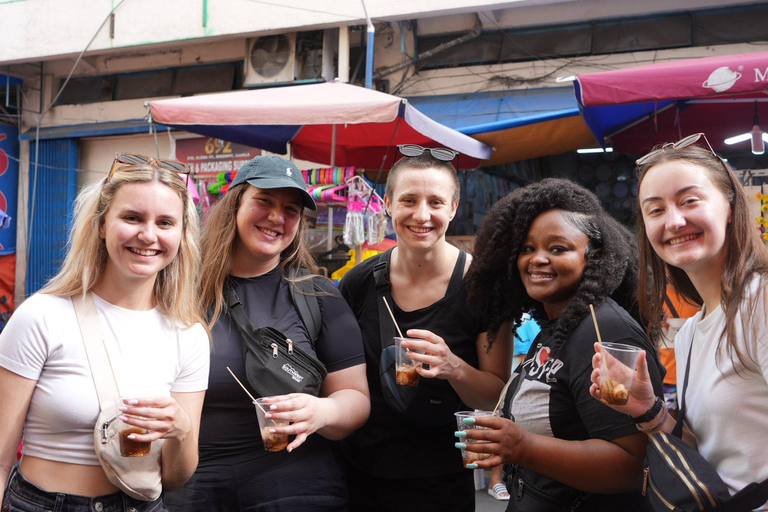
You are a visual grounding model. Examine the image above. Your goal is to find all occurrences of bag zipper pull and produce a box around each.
[642,467,649,496]
[286,338,294,355]
[271,342,278,358]
[517,478,524,501]
[100,416,117,444]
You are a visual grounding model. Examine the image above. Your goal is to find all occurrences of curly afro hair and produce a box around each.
[466,178,639,357]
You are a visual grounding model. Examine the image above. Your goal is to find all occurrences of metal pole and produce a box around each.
[360,0,374,90]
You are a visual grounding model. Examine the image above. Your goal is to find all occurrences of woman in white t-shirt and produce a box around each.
[0,155,210,511]
[590,133,768,510]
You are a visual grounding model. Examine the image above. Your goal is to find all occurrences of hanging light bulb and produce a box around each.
[725,101,768,155]
[751,123,765,155]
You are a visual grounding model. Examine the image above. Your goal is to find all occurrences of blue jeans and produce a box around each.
[2,467,168,512]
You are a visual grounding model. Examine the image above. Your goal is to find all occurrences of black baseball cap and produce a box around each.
[230,155,317,211]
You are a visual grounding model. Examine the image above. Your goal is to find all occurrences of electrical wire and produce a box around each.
[27,0,132,259]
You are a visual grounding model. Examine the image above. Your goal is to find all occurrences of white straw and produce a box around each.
[226,366,266,412]
[381,297,404,338]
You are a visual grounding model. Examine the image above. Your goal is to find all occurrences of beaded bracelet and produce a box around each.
[636,402,669,434]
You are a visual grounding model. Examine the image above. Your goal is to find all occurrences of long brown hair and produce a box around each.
[636,143,768,370]
[198,183,319,329]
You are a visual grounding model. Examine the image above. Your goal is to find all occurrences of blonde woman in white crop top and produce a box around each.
[0,158,210,511]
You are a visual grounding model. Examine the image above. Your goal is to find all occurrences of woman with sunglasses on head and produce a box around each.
[0,155,210,511]
[338,146,511,512]
[463,178,664,512]
[164,155,369,512]
[589,134,768,509]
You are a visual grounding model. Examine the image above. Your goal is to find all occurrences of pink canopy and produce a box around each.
[574,51,768,152]
[150,81,493,169]
[576,51,768,107]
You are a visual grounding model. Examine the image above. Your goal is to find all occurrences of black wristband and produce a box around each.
[631,396,664,424]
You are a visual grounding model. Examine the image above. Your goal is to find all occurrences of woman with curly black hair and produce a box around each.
[460,178,664,512]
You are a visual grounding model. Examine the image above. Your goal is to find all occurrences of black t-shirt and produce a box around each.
[200,267,365,457]
[504,297,664,511]
[338,249,485,479]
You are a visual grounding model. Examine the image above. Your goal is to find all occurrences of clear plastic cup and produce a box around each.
[455,410,494,468]
[599,342,642,406]
[394,336,423,387]
[254,397,290,452]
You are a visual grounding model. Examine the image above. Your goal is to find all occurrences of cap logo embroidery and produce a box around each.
[286,168,292,176]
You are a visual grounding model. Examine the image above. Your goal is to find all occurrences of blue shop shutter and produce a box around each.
[27,139,78,295]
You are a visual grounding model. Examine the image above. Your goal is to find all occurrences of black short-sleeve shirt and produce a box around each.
[200,267,365,457]
[505,298,664,511]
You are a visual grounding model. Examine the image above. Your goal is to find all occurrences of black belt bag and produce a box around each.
[224,282,327,397]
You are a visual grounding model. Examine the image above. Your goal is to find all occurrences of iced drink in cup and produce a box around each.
[395,336,423,387]
[115,399,151,457]
[598,342,642,406]
[455,410,494,468]
[254,397,290,452]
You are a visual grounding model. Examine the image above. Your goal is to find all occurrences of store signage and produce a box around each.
[175,137,259,177]
[0,127,18,254]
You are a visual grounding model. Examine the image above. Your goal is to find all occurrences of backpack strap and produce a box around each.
[288,267,322,345]
[373,248,397,351]
[224,271,321,350]
[664,293,680,318]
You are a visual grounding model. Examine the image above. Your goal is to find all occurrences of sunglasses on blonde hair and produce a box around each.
[107,153,191,185]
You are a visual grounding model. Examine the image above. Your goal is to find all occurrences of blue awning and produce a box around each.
[407,87,597,164]
[1,74,23,86]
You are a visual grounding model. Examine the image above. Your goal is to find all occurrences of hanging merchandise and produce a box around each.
[344,176,385,247]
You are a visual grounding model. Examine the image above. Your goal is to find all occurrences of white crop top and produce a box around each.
[0,292,210,465]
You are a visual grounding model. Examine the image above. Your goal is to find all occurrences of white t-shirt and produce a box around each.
[675,276,768,506]
[0,292,210,466]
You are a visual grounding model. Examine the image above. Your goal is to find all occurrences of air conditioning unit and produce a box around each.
[244,33,297,86]
[244,30,337,87]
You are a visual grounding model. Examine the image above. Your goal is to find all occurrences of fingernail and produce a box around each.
[287,446,292,453]
[268,428,276,433]
[127,434,137,440]
[265,413,272,419]
[269,405,278,411]
[462,417,476,425]
[454,431,466,438]
[117,406,128,412]
[119,416,128,422]
[125,399,138,405]
[454,442,467,449]
[466,463,478,469]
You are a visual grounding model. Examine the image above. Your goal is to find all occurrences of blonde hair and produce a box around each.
[199,183,319,329]
[42,164,205,328]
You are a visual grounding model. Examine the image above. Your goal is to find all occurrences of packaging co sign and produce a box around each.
[175,137,259,177]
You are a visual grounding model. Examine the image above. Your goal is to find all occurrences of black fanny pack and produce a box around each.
[642,343,768,512]
[374,249,463,427]
[224,279,328,397]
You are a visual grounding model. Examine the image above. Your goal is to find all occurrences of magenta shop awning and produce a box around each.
[574,50,768,153]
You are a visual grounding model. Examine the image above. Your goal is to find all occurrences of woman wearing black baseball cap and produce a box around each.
[166,155,370,511]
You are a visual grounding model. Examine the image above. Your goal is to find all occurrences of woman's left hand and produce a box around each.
[261,393,331,452]
[118,396,192,443]
[402,329,463,381]
[455,415,528,468]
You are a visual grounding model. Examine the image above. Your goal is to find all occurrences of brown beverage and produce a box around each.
[396,363,420,386]
[462,449,491,468]
[262,427,289,452]
[119,427,151,457]
[600,379,629,405]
